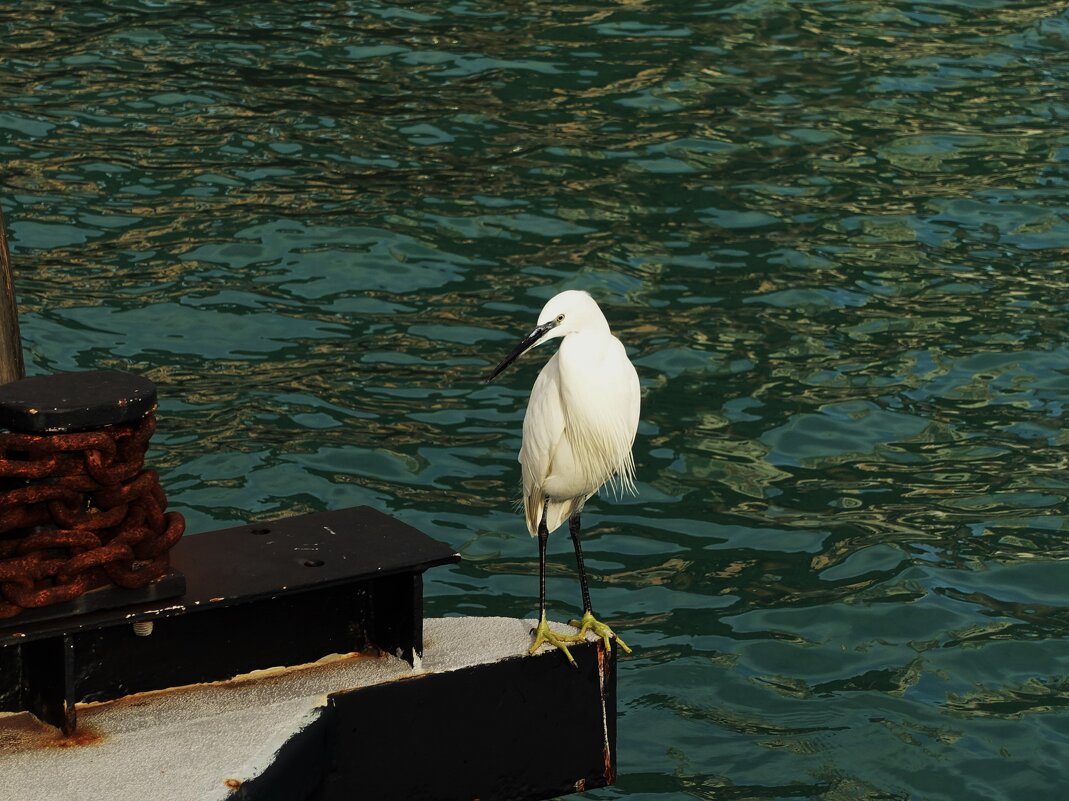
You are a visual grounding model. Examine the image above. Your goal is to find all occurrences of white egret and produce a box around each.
[488,290,640,664]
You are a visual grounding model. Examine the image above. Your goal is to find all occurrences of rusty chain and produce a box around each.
[0,413,185,619]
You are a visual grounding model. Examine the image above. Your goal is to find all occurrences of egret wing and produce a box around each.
[519,353,566,536]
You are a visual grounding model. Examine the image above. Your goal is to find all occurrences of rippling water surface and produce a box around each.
[3,2,1069,798]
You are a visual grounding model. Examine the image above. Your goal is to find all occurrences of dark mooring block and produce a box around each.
[324,642,618,801]
[235,634,618,801]
[0,369,157,433]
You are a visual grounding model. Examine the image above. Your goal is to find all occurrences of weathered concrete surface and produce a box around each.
[0,617,592,801]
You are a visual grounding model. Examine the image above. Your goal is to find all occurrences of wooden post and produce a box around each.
[0,207,25,385]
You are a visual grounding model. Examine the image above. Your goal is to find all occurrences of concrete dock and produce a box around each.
[0,617,617,801]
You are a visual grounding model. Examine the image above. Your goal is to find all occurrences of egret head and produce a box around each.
[487,290,610,383]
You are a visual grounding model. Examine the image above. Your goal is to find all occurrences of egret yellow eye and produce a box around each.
[555,313,565,323]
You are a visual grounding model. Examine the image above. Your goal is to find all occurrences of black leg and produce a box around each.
[538,498,550,620]
[529,499,578,665]
[569,512,593,614]
[565,511,633,656]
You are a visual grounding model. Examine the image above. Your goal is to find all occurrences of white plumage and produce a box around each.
[519,293,640,536]
[487,289,640,662]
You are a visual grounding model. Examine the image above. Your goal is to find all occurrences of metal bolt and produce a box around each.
[133,620,154,637]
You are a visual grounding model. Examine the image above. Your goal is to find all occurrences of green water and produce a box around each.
[3,2,1069,798]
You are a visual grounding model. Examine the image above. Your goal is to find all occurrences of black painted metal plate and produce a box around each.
[0,370,157,433]
[173,505,459,608]
[0,505,459,646]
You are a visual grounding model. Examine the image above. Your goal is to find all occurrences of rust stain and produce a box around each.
[224,778,242,790]
[602,745,616,786]
[71,649,381,716]
[0,714,105,753]
[50,726,104,748]
[597,642,616,785]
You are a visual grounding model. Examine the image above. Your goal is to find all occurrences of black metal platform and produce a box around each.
[0,506,459,733]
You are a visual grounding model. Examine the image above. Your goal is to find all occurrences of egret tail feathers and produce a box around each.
[523,490,580,537]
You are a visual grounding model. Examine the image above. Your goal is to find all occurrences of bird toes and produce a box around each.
[528,615,577,666]
[568,611,632,654]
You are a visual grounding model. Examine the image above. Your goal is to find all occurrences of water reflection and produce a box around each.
[3,0,1069,798]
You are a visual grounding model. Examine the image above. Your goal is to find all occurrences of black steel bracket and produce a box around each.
[0,506,459,733]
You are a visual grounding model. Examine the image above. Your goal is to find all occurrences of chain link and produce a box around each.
[0,413,185,619]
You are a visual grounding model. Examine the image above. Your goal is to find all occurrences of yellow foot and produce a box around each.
[528,615,577,666]
[567,611,633,654]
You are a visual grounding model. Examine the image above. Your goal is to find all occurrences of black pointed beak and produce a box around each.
[486,321,556,383]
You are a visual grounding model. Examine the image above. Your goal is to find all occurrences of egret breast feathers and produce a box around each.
[556,332,639,499]
[518,331,639,535]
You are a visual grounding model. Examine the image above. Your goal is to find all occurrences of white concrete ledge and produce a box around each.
[0,617,588,801]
